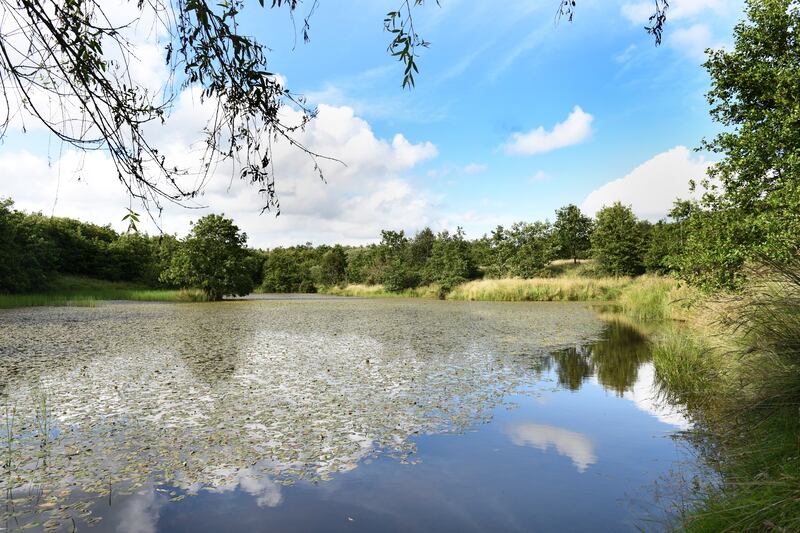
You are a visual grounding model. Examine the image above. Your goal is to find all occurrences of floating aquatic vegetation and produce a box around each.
[0,299,603,530]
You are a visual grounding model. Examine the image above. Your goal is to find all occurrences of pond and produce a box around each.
[1,297,697,532]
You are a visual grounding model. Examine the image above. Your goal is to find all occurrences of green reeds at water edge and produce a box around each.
[0,276,208,308]
[649,258,800,532]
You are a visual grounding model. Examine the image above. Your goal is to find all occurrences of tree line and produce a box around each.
[0,194,741,300]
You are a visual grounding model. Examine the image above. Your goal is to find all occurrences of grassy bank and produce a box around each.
[320,277,633,303]
[649,262,800,531]
[0,276,208,309]
[323,274,698,324]
[320,283,441,299]
[446,276,631,302]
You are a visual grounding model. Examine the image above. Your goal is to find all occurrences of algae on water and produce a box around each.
[0,299,602,530]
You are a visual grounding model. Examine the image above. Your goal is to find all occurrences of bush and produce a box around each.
[591,202,645,276]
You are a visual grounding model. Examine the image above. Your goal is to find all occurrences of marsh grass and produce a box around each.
[446,277,631,302]
[321,283,441,299]
[0,276,208,308]
[651,258,800,532]
[541,259,604,278]
[652,328,718,411]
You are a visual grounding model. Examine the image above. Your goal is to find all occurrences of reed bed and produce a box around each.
[446,277,631,302]
[321,284,440,299]
[648,258,800,531]
[0,277,208,309]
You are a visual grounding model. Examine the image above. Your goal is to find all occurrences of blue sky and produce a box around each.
[1,0,745,247]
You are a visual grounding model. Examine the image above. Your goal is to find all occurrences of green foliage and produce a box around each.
[553,204,593,263]
[345,247,379,285]
[0,199,55,292]
[260,244,323,293]
[409,227,435,268]
[678,0,800,289]
[161,214,254,300]
[591,203,645,276]
[382,262,421,292]
[423,227,478,292]
[672,206,756,289]
[0,199,181,293]
[320,245,347,286]
[483,222,555,278]
[642,221,677,274]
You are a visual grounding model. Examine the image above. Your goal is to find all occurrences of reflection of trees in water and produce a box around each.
[165,308,256,384]
[552,346,594,391]
[550,320,652,396]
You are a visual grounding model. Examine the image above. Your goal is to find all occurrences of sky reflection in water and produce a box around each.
[0,299,693,532]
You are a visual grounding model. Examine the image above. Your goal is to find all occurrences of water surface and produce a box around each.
[1,298,693,532]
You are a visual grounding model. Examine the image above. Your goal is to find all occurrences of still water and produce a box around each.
[1,298,695,532]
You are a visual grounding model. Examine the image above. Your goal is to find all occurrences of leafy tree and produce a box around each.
[681,0,800,288]
[483,225,513,278]
[424,227,477,293]
[141,235,180,287]
[409,227,436,269]
[260,245,322,293]
[106,233,156,282]
[504,222,555,278]
[643,221,675,274]
[345,247,379,285]
[161,214,254,300]
[482,222,554,278]
[320,245,347,286]
[591,203,645,276]
[553,204,593,263]
[0,199,55,292]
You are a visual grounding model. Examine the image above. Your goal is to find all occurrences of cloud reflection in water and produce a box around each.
[506,422,597,473]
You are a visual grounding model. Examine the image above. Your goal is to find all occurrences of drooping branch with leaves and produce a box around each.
[0,0,669,218]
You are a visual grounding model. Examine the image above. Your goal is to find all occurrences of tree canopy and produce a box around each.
[591,203,645,276]
[161,214,254,300]
[676,0,800,289]
[553,204,593,264]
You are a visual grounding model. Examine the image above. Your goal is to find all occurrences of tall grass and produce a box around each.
[320,283,440,298]
[650,258,800,531]
[618,276,674,321]
[652,328,718,411]
[446,277,631,302]
[0,276,208,309]
[541,259,604,278]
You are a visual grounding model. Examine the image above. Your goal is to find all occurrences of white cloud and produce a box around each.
[670,23,716,59]
[581,146,712,221]
[621,0,728,24]
[615,44,638,64]
[115,485,166,533]
[528,170,550,183]
[0,100,440,248]
[502,106,593,156]
[620,0,737,59]
[620,1,657,24]
[506,422,597,473]
[463,163,488,174]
